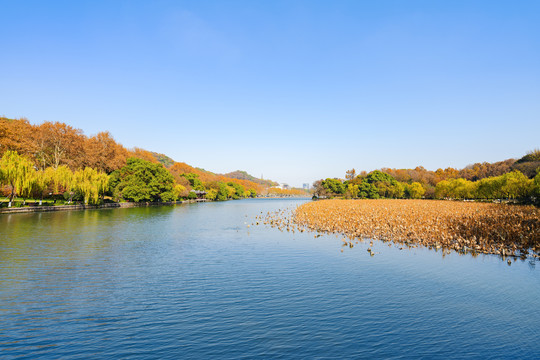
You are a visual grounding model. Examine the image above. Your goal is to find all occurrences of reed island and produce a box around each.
[294,199,540,260]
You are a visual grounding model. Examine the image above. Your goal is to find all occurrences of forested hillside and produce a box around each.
[0,116,280,206]
[224,170,278,187]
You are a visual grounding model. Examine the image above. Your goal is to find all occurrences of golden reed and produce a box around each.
[291,199,540,259]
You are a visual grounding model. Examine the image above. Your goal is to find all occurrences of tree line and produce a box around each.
[314,150,540,203]
[0,150,259,207]
[0,117,265,207]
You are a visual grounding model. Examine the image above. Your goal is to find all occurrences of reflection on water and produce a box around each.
[1,199,539,359]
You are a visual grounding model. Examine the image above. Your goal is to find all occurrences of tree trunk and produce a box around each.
[8,183,15,208]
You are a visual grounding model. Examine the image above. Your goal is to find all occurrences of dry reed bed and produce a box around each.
[290,200,540,259]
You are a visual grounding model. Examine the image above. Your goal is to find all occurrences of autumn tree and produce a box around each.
[511,150,540,178]
[35,121,85,169]
[0,117,36,159]
[344,183,359,199]
[85,132,129,173]
[460,159,516,181]
[312,180,329,198]
[406,182,425,199]
[174,184,189,199]
[128,147,161,164]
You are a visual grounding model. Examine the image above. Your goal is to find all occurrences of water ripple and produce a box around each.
[1,200,539,358]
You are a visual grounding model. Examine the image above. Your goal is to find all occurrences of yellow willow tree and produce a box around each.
[33,168,54,205]
[174,184,187,199]
[73,167,109,205]
[50,165,74,203]
[0,150,36,207]
[95,171,109,203]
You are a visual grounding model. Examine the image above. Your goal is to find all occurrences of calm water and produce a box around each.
[1,199,539,359]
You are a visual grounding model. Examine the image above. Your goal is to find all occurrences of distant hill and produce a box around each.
[223,170,278,187]
[512,149,540,178]
[148,153,280,188]
[151,152,175,168]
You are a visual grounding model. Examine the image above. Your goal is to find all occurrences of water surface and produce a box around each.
[1,199,539,359]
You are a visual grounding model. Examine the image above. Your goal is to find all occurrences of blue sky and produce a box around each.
[1,1,539,186]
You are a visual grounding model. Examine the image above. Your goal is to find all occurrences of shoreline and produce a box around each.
[0,199,207,215]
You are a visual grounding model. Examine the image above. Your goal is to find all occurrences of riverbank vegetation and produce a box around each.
[293,200,540,260]
[0,116,288,207]
[313,150,540,205]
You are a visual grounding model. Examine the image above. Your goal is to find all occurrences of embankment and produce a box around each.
[0,199,206,214]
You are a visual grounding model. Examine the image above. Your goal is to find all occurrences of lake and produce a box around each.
[1,199,539,359]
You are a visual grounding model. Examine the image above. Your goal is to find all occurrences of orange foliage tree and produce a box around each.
[0,117,36,159]
[34,121,86,169]
[85,132,129,173]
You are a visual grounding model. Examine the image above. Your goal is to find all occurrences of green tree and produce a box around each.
[534,172,540,197]
[216,182,229,201]
[365,170,396,184]
[205,188,218,201]
[365,170,403,198]
[161,190,177,202]
[181,173,205,191]
[357,180,379,199]
[227,182,245,199]
[110,157,175,202]
[322,178,345,195]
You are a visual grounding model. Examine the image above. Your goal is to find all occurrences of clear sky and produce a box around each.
[1,1,539,187]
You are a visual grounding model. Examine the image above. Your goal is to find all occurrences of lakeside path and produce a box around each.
[0,199,206,215]
[290,199,540,259]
